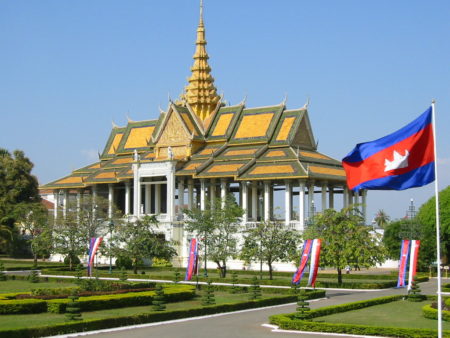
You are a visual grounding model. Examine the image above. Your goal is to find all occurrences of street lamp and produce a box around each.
[108,219,114,274]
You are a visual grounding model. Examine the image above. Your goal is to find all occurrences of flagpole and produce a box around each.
[431,99,442,338]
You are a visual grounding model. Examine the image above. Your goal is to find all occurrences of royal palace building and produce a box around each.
[41,3,367,267]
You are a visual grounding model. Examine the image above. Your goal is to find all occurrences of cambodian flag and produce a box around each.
[407,240,420,291]
[397,239,410,288]
[87,237,102,276]
[292,240,313,285]
[307,239,322,287]
[185,238,198,281]
[342,107,434,191]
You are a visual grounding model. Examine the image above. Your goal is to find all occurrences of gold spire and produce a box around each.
[182,0,220,121]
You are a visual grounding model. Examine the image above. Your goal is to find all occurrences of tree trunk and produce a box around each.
[221,262,227,278]
[268,262,273,280]
[33,254,38,267]
[133,258,138,274]
[337,267,342,284]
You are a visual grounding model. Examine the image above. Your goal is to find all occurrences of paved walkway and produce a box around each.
[45,276,447,338]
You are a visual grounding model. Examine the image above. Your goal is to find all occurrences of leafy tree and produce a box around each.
[304,207,387,284]
[111,215,177,274]
[52,195,113,270]
[382,218,423,262]
[15,202,52,265]
[240,220,300,280]
[0,149,40,254]
[416,186,450,267]
[183,194,243,278]
[374,209,390,229]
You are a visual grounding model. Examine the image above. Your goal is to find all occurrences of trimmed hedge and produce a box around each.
[0,299,47,314]
[0,285,195,315]
[422,304,450,322]
[47,284,195,313]
[41,269,411,289]
[0,295,304,338]
[269,295,449,338]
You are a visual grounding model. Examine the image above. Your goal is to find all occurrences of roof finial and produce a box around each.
[200,0,204,24]
[180,0,220,122]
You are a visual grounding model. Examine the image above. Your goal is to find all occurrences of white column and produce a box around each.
[220,178,227,208]
[53,190,59,220]
[108,184,114,218]
[210,179,216,208]
[241,182,248,223]
[178,179,184,215]
[343,186,348,208]
[155,184,161,214]
[285,180,291,225]
[76,189,81,222]
[298,180,305,228]
[321,182,327,212]
[145,184,152,214]
[251,181,258,221]
[308,181,314,218]
[133,176,141,218]
[264,181,271,221]
[328,185,334,209]
[92,185,97,217]
[125,181,131,215]
[354,190,359,206]
[188,179,194,210]
[62,190,68,218]
[361,189,367,223]
[200,179,206,211]
[166,166,176,221]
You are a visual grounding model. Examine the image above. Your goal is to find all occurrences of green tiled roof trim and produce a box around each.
[100,126,126,159]
[205,104,244,140]
[269,109,305,146]
[115,119,157,154]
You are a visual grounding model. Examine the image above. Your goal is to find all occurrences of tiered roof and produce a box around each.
[42,100,345,189]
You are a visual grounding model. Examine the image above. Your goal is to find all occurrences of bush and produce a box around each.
[64,254,81,267]
[422,304,450,321]
[115,256,133,270]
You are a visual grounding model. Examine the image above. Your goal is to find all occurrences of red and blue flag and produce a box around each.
[342,107,434,191]
[185,238,198,281]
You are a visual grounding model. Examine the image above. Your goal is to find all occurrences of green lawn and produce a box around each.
[0,291,282,330]
[317,299,450,330]
[0,280,77,293]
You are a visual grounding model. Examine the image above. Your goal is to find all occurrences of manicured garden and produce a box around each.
[0,272,325,337]
[270,295,450,338]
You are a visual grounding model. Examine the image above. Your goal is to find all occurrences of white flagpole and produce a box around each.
[431,99,442,338]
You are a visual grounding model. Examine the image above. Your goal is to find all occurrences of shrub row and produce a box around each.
[422,304,450,322]
[270,316,442,338]
[0,299,48,315]
[0,295,305,338]
[0,284,195,315]
[269,296,447,338]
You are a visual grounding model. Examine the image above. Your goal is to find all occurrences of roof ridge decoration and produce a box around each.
[180,0,220,122]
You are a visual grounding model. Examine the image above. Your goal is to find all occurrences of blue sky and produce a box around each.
[1,1,449,220]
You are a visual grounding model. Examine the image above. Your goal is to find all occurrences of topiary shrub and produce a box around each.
[408,276,426,302]
[202,280,215,306]
[119,267,128,282]
[64,253,81,269]
[173,269,181,283]
[249,276,262,300]
[29,264,40,284]
[152,285,166,311]
[0,261,6,281]
[65,290,82,321]
[115,256,133,270]
[294,289,311,319]
[230,272,239,294]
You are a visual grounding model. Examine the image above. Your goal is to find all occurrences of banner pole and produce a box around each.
[431,99,442,338]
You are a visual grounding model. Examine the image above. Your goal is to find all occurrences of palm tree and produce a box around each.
[374,210,390,229]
